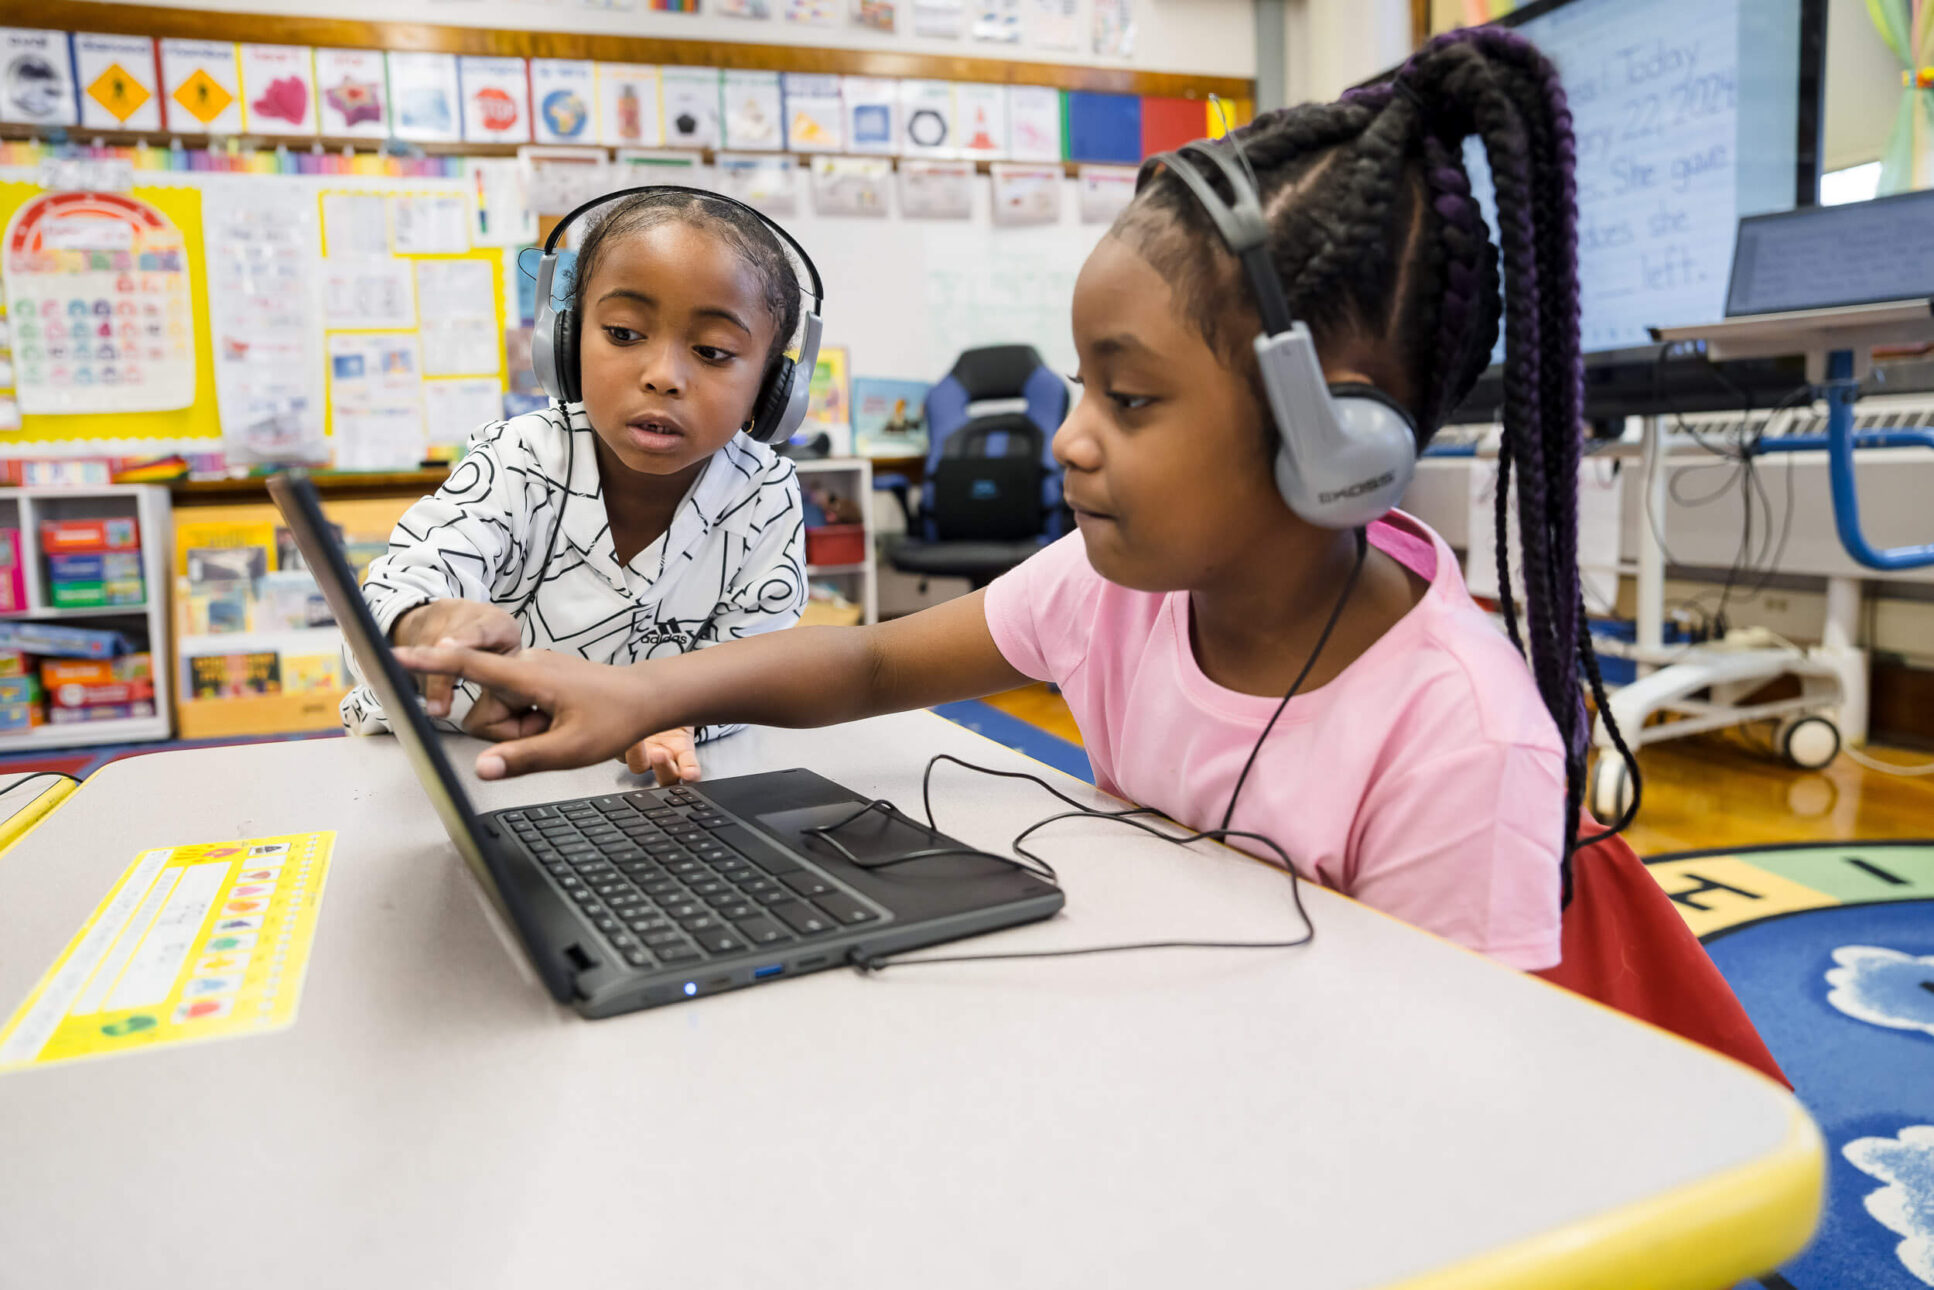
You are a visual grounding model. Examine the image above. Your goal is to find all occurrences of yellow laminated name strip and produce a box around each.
[0,832,334,1074]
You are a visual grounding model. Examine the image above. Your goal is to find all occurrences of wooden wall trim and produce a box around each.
[29,0,1254,100]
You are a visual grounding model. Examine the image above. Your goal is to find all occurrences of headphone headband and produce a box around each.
[1140,142,1294,336]
[531,183,825,446]
[543,183,825,304]
[1136,134,1418,530]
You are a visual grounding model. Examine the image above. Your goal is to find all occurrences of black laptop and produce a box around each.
[268,472,1063,1018]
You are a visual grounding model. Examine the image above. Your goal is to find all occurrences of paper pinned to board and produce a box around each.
[415,259,500,377]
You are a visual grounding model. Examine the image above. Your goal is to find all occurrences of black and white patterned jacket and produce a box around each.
[341,403,806,742]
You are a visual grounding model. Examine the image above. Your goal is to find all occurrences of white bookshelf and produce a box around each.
[795,456,878,626]
[0,484,173,751]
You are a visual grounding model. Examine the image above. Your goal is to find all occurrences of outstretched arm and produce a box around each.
[396,588,1025,779]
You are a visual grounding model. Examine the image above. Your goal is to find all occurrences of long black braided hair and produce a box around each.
[1117,27,1638,899]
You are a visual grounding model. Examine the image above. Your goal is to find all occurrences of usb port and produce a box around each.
[752,964,784,980]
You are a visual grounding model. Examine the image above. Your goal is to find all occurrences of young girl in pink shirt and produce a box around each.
[399,29,1621,970]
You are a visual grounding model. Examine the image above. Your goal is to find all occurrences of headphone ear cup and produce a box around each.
[746,356,796,443]
[553,308,583,406]
[1272,383,1417,528]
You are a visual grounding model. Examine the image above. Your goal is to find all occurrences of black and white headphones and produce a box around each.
[530,184,826,445]
[1137,139,1417,529]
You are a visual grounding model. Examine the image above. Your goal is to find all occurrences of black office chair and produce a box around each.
[882,345,1070,591]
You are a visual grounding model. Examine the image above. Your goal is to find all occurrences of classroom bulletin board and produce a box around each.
[0,172,510,466]
[0,180,223,452]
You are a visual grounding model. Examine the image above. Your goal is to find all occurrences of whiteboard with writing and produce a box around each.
[1470,0,1773,354]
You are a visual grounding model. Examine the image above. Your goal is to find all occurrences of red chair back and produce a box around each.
[1534,830,1790,1088]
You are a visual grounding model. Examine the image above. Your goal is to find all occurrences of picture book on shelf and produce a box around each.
[806,345,850,430]
[282,654,346,694]
[186,546,269,586]
[852,377,931,457]
[176,520,276,575]
[189,651,283,699]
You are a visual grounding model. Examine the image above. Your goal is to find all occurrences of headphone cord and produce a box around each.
[844,531,1369,975]
[1219,526,1369,831]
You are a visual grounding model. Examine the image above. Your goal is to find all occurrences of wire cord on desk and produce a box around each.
[818,755,1318,975]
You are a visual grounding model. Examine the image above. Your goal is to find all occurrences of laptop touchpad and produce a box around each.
[758,803,951,868]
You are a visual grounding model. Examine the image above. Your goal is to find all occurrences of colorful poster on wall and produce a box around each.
[660,66,721,149]
[851,1,897,31]
[810,155,890,217]
[159,39,243,135]
[716,0,774,15]
[314,48,390,139]
[785,0,841,23]
[899,158,973,219]
[900,81,956,158]
[1008,84,1062,162]
[990,162,1061,225]
[714,154,797,215]
[0,29,78,128]
[388,51,461,144]
[1025,0,1078,50]
[841,76,898,155]
[2,190,197,414]
[530,59,597,144]
[721,69,783,151]
[1077,164,1137,223]
[782,74,842,152]
[322,257,416,329]
[972,0,1021,43]
[955,83,1008,159]
[327,331,426,470]
[1092,0,1136,57]
[391,195,471,255]
[73,34,161,133]
[805,344,849,428]
[414,259,500,377]
[465,158,537,247]
[913,0,965,38]
[596,64,662,148]
[239,44,318,136]
[460,56,532,144]
[852,376,930,456]
[203,187,324,465]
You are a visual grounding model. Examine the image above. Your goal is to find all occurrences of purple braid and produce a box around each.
[1118,25,1605,888]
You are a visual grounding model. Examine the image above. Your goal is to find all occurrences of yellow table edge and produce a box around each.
[0,778,77,853]
[1386,1099,1822,1290]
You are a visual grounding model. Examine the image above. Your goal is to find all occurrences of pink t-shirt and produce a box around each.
[983,511,1566,969]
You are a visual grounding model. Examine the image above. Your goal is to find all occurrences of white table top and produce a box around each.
[0,712,1819,1289]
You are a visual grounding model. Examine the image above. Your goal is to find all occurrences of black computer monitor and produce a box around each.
[1385,0,1827,421]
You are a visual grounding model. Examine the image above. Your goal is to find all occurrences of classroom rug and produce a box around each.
[1645,842,1934,1290]
[929,698,1095,784]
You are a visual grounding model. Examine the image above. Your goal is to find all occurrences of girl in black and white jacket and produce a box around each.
[344,190,809,784]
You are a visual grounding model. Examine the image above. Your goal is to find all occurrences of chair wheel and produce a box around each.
[1779,715,1840,770]
[1589,755,1634,823]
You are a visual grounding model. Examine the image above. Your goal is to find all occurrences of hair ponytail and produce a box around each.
[1125,27,1637,896]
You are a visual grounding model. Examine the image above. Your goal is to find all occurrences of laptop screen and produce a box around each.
[266,472,567,995]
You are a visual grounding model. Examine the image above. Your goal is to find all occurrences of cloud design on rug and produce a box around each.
[1845,1126,1934,1286]
[1824,946,1934,1038]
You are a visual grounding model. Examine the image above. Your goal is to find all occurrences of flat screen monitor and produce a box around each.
[1461,0,1821,359]
[1726,187,1934,316]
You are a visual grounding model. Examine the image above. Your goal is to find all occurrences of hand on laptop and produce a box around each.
[626,727,701,787]
[392,599,523,718]
[393,642,652,779]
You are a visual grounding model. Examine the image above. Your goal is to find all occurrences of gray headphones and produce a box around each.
[1137,139,1416,528]
[531,185,826,445]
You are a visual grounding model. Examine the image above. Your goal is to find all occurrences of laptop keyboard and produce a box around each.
[499,787,881,972]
